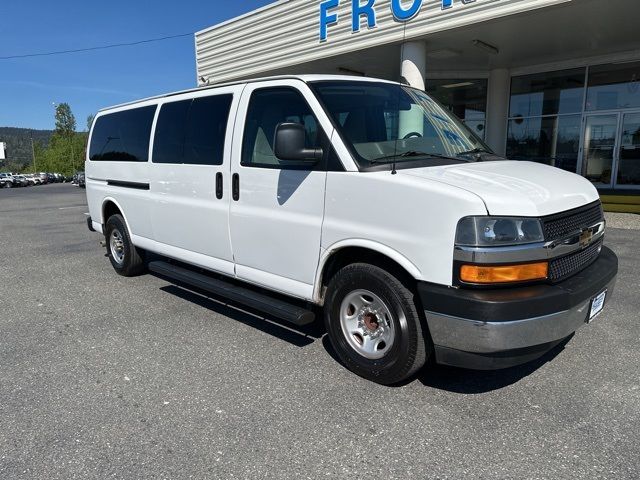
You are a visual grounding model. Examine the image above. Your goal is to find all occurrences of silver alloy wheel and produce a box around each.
[109,229,126,265]
[339,289,395,360]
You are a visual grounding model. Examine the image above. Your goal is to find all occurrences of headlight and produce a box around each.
[455,216,544,247]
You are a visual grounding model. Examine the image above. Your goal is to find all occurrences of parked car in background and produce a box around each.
[1,173,15,188]
[77,172,86,188]
[24,174,40,186]
[12,175,29,187]
[38,173,49,184]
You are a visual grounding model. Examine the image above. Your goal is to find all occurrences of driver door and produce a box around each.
[228,80,333,300]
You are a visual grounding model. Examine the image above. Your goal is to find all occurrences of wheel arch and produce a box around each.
[101,197,133,235]
[314,240,422,304]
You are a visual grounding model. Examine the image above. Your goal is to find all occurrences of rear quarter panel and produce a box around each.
[85,101,159,240]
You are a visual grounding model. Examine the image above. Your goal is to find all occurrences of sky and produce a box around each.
[0,0,273,131]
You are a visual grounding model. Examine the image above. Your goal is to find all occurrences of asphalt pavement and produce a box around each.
[1,184,639,479]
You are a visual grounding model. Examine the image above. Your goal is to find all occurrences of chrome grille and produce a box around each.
[549,239,603,282]
[542,201,604,240]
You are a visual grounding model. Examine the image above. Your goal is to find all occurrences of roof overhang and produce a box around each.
[195,0,574,85]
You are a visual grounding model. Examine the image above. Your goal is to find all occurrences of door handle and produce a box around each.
[216,172,223,199]
[232,173,239,201]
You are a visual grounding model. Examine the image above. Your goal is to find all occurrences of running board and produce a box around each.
[148,261,315,326]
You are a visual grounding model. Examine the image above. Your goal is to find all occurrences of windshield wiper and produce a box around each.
[371,151,460,164]
[455,147,492,157]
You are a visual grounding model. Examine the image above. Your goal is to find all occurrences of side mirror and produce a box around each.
[274,123,323,163]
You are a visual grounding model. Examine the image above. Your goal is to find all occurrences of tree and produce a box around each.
[86,114,95,132]
[26,103,87,176]
[55,103,76,137]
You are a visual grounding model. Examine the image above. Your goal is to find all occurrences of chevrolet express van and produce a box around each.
[85,75,618,384]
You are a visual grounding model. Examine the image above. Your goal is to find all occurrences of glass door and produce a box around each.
[615,112,640,188]
[582,113,620,187]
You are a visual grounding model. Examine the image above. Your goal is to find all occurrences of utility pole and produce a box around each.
[31,131,37,173]
[70,134,75,174]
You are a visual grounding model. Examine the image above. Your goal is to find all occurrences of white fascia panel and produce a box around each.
[196,0,572,84]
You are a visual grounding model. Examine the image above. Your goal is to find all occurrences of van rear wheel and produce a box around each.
[105,214,145,277]
[324,263,430,385]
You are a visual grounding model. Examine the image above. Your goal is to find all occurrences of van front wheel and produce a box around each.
[105,214,145,277]
[324,264,430,385]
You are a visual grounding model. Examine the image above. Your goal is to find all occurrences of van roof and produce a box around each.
[98,74,401,113]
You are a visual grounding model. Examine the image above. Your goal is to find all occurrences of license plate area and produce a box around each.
[588,290,607,322]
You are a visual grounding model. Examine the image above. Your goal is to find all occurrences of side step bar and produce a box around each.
[148,261,315,326]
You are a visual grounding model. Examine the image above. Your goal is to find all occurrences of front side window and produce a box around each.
[90,106,156,162]
[311,81,490,169]
[153,94,233,165]
[241,87,322,168]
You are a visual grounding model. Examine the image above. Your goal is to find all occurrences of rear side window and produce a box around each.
[89,106,156,162]
[153,94,233,165]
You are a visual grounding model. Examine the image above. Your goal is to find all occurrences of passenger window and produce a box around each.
[89,106,156,162]
[153,100,190,164]
[241,88,323,168]
[153,94,233,165]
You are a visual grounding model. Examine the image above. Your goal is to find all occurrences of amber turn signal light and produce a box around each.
[460,262,549,284]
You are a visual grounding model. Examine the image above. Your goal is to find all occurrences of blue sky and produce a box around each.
[0,0,273,130]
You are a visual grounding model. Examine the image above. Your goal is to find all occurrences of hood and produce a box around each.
[399,161,600,217]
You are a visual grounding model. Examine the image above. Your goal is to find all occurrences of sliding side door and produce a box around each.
[149,87,242,276]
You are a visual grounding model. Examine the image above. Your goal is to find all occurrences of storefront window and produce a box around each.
[617,112,640,186]
[506,115,582,173]
[425,79,487,140]
[510,68,586,118]
[586,61,640,111]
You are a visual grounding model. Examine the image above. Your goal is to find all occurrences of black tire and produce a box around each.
[104,214,145,277]
[324,263,431,385]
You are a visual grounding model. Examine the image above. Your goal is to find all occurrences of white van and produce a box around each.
[86,75,617,384]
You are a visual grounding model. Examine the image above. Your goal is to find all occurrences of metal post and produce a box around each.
[30,131,36,173]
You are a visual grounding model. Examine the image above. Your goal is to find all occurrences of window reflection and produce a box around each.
[583,115,617,184]
[510,69,586,118]
[506,115,581,173]
[587,62,640,111]
[618,113,640,185]
[425,79,488,140]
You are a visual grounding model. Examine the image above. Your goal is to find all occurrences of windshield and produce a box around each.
[311,81,492,168]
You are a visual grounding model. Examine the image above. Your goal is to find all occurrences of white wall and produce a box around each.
[0,142,6,161]
[195,0,571,85]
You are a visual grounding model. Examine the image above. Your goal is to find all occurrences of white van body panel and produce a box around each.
[398,161,601,217]
[147,85,244,277]
[86,165,155,240]
[228,79,338,299]
[86,99,160,241]
[85,74,601,303]
[321,171,488,288]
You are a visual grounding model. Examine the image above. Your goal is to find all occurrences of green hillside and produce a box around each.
[0,127,53,170]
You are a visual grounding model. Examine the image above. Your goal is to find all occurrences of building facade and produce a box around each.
[195,0,640,210]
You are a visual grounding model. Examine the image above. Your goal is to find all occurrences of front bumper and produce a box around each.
[418,246,618,370]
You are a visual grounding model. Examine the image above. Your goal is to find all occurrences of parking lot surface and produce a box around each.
[1,184,639,479]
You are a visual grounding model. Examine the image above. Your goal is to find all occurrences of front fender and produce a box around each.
[313,239,422,303]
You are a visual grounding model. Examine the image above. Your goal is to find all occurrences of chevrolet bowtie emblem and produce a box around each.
[579,228,594,248]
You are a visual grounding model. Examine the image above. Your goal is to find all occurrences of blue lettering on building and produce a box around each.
[352,0,377,33]
[391,0,422,22]
[320,0,340,42]
[320,0,479,41]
